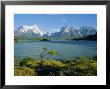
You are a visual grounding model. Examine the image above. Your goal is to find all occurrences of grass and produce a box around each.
[14,56,97,76]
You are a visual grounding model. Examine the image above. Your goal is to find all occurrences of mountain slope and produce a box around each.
[15,25,43,38]
[15,25,97,40]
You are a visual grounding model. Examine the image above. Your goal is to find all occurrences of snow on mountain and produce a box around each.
[79,26,96,36]
[54,26,96,37]
[15,25,96,38]
[15,25,43,37]
[60,26,70,33]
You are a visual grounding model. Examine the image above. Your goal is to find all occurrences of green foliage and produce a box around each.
[37,57,96,76]
[14,37,20,43]
[14,57,38,76]
[14,36,52,42]
[32,37,43,41]
[39,48,60,59]
[62,57,97,76]
[14,67,36,76]
[39,48,61,68]
[20,57,39,68]
[48,50,59,56]
[42,59,66,68]
[14,48,97,76]
[14,56,97,76]
[14,57,21,66]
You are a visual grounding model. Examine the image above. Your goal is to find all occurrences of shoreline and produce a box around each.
[14,39,97,43]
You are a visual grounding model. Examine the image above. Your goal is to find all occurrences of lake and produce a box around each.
[14,40,97,60]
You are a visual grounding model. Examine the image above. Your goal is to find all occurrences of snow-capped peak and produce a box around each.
[18,25,43,36]
[60,26,70,33]
[15,25,97,38]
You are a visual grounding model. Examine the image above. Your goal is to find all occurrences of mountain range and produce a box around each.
[14,25,96,38]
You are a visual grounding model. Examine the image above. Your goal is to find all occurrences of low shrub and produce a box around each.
[41,59,66,68]
[14,67,36,76]
[14,56,97,76]
[19,57,40,68]
[62,57,97,76]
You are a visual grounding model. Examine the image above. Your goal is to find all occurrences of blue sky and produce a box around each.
[14,14,97,32]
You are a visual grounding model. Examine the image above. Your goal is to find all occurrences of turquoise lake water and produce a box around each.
[14,40,97,60]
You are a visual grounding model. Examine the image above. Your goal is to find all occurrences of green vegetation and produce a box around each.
[41,39,50,41]
[14,36,51,43]
[14,57,97,76]
[42,59,66,68]
[62,57,97,76]
[14,67,36,76]
[14,48,97,76]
